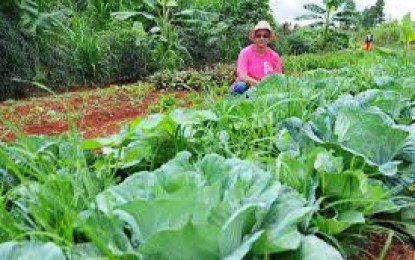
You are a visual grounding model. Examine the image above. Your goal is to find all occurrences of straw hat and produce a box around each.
[248,20,277,42]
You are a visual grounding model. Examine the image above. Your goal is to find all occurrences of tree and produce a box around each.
[360,0,385,28]
[341,0,358,29]
[360,7,375,28]
[295,0,355,47]
[373,0,385,24]
[344,0,356,11]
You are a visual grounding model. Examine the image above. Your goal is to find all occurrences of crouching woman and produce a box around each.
[230,20,283,94]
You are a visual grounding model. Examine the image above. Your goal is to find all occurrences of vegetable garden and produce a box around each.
[1,0,415,259]
[0,50,414,259]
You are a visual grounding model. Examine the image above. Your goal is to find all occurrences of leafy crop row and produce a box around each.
[0,54,414,259]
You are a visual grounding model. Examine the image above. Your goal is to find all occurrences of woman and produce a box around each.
[230,20,283,94]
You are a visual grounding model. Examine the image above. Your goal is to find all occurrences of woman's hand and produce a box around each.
[241,75,259,87]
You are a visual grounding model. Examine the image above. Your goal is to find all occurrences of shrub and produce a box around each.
[325,31,350,50]
[202,63,235,86]
[36,19,153,91]
[148,69,214,91]
[105,22,153,81]
[283,50,362,73]
[0,15,37,101]
[147,63,235,91]
[36,31,81,88]
[276,28,349,55]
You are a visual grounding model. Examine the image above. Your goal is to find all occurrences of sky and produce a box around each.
[270,0,415,24]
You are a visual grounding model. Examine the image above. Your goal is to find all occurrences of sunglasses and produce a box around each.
[254,33,270,39]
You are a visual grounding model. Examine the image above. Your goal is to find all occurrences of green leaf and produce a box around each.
[95,171,164,213]
[75,213,134,255]
[111,11,155,21]
[94,151,194,213]
[313,210,365,235]
[195,153,230,184]
[276,152,315,195]
[169,109,218,125]
[220,204,259,257]
[314,150,343,174]
[253,190,313,254]
[334,107,408,175]
[278,235,343,260]
[154,151,201,192]
[136,113,177,136]
[355,90,410,119]
[68,243,104,260]
[115,188,210,242]
[165,0,178,7]
[322,170,396,214]
[0,242,65,260]
[275,117,310,156]
[322,170,368,200]
[138,222,221,260]
[223,231,264,260]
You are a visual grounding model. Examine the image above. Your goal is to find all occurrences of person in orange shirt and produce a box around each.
[365,32,374,51]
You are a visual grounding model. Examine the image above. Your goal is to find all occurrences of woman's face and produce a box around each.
[253,29,271,48]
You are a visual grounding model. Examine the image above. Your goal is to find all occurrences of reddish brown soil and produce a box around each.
[351,234,414,260]
[0,88,189,141]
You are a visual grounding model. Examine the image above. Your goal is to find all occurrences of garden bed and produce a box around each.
[0,77,414,260]
[0,83,190,141]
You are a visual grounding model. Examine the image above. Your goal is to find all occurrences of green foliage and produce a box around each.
[0,134,112,243]
[0,242,65,259]
[0,0,278,100]
[1,53,415,259]
[78,152,334,259]
[373,0,385,24]
[0,0,71,34]
[34,18,152,90]
[202,63,236,87]
[63,15,111,82]
[283,51,361,73]
[148,63,235,91]
[372,21,400,46]
[148,69,214,91]
[105,22,152,81]
[177,21,223,65]
[112,0,210,70]
[219,0,277,61]
[148,94,180,114]
[178,0,278,64]
[276,28,349,55]
[400,13,415,50]
[360,0,385,28]
[0,14,37,101]
[348,21,400,49]
[295,0,356,48]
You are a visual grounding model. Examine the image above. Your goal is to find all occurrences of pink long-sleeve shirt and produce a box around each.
[236,44,283,82]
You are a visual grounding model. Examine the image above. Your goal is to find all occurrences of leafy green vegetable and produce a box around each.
[0,242,65,260]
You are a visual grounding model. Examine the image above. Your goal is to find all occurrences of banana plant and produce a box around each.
[0,0,70,34]
[295,0,356,48]
[111,0,215,69]
[400,13,415,51]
